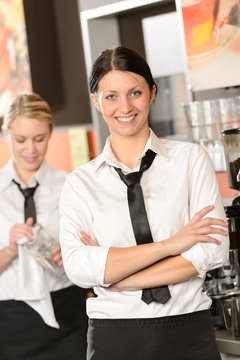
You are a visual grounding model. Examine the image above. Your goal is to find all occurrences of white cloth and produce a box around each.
[16,238,59,328]
[0,159,72,327]
[59,129,229,320]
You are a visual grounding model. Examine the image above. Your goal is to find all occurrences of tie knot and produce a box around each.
[13,179,39,199]
[114,149,156,187]
[21,187,37,199]
[117,171,142,187]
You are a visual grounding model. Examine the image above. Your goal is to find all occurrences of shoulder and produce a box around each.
[62,154,104,199]
[48,166,68,181]
[0,164,7,177]
[160,138,207,159]
[38,161,68,190]
[0,160,14,192]
[67,153,104,181]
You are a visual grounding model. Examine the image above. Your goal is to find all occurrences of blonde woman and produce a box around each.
[0,93,87,359]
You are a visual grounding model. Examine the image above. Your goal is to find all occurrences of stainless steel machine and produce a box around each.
[204,128,240,337]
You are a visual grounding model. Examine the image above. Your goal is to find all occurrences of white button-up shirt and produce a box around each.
[60,130,229,319]
[0,159,72,300]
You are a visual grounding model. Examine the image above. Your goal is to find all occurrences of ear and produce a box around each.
[1,126,8,140]
[90,93,101,113]
[150,85,156,105]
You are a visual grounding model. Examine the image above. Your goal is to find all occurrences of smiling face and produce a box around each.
[4,115,52,183]
[91,70,156,141]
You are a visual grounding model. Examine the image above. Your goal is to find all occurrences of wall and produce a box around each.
[78,0,122,11]
[23,0,92,127]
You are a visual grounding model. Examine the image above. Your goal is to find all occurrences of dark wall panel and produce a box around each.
[23,0,64,111]
[23,0,91,126]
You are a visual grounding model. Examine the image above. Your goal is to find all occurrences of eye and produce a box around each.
[130,90,141,97]
[35,136,45,142]
[105,94,117,100]
[14,137,25,143]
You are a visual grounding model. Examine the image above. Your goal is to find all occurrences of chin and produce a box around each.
[23,161,41,172]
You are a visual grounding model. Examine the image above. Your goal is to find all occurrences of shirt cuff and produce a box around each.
[181,243,217,278]
[89,246,110,286]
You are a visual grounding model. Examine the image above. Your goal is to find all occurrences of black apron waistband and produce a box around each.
[89,309,210,328]
[87,309,221,360]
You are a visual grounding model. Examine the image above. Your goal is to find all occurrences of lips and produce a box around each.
[116,115,136,123]
[23,156,38,163]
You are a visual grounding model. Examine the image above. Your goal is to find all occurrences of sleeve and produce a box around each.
[59,173,110,288]
[181,144,229,277]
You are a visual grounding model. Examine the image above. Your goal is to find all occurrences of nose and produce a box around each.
[119,96,133,114]
[26,140,36,154]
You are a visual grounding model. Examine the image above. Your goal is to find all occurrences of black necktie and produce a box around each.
[13,180,39,225]
[114,149,171,305]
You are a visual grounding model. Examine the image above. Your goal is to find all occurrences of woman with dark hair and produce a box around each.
[60,46,229,360]
[0,93,88,360]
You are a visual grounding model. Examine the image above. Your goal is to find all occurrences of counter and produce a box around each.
[216,329,240,356]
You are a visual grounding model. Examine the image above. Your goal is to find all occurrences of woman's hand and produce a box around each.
[162,205,228,257]
[81,205,228,258]
[81,232,99,246]
[8,217,34,258]
[0,218,34,274]
[45,244,63,267]
[79,205,228,285]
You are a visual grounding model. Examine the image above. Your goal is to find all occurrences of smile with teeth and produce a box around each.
[116,115,136,123]
[23,156,37,162]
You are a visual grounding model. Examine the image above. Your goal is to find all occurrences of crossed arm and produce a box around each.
[80,205,228,291]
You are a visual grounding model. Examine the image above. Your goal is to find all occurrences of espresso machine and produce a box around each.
[222,128,240,286]
[204,128,240,335]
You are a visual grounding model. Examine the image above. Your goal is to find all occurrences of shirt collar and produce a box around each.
[94,128,170,172]
[148,129,170,160]
[0,159,53,192]
[0,159,16,191]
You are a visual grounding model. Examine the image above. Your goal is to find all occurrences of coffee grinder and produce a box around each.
[223,127,240,243]
[222,128,240,287]
[204,128,240,329]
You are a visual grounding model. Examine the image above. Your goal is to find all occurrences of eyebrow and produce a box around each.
[13,133,47,138]
[103,86,143,93]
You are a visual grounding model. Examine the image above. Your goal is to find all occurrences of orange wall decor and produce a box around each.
[0,129,99,173]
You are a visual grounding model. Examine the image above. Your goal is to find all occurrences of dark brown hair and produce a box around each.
[89,46,157,95]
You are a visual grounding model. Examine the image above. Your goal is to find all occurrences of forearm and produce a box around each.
[111,255,198,291]
[81,205,227,285]
[0,247,16,274]
[104,241,170,284]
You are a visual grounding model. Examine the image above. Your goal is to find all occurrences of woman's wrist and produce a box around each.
[0,246,17,274]
[155,239,172,259]
[4,246,17,261]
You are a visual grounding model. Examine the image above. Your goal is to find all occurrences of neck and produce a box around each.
[111,128,150,169]
[13,164,37,187]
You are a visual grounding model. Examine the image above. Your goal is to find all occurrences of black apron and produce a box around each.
[87,309,221,360]
[0,285,88,360]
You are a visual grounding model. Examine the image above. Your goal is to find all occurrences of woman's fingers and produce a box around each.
[193,224,228,236]
[189,205,214,225]
[10,226,33,242]
[46,244,63,266]
[81,232,99,246]
[189,216,228,236]
[165,204,229,256]
[198,217,228,228]
[198,235,221,245]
